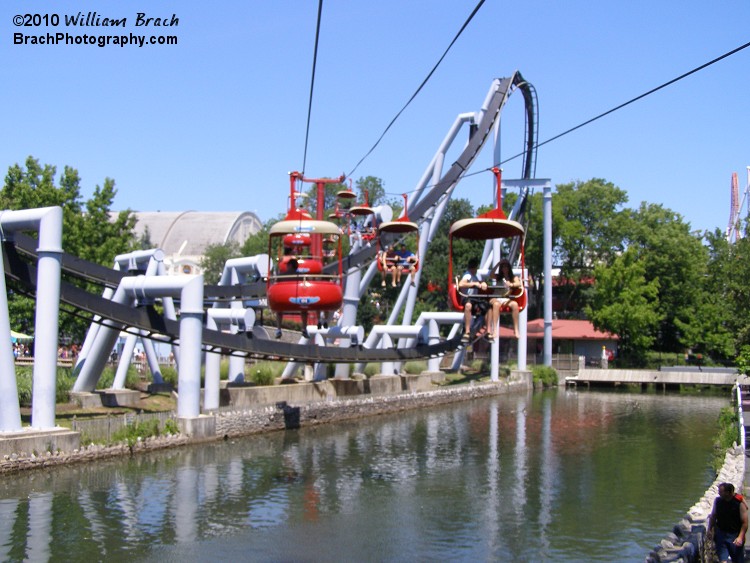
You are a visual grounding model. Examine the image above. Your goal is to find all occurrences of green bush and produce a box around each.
[403,361,427,374]
[159,365,178,387]
[111,418,177,447]
[470,359,485,372]
[56,368,75,402]
[16,367,32,407]
[363,363,379,377]
[249,361,282,386]
[712,406,740,472]
[532,365,558,387]
[96,365,140,390]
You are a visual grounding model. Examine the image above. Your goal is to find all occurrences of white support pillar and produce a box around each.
[205,308,254,410]
[0,242,22,431]
[0,207,63,430]
[543,183,553,366]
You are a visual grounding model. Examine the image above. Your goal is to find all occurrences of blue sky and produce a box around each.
[3,0,749,235]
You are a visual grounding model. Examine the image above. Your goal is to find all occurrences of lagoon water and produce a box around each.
[0,388,727,562]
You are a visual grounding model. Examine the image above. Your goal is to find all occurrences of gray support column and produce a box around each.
[490,338,499,382]
[113,334,138,389]
[0,207,63,430]
[518,286,528,370]
[543,184,553,366]
[73,284,131,392]
[205,308,254,410]
[0,242,22,431]
[32,212,63,429]
[335,238,364,379]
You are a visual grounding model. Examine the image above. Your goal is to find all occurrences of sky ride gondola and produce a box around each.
[376,194,420,279]
[266,172,345,318]
[447,168,527,315]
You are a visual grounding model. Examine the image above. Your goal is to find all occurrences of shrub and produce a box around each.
[16,367,32,407]
[470,359,485,372]
[249,361,282,386]
[111,418,174,448]
[159,365,178,387]
[96,365,140,390]
[532,365,558,387]
[56,368,75,402]
[403,361,427,374]
[712,406,740,472]
[363,363,379,377]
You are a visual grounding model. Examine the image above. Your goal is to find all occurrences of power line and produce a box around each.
[345,0,487,180]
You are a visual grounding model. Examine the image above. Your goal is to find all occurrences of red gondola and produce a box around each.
[267,173,345,317]
[447,168,527,314]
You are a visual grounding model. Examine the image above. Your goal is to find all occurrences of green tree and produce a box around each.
[553,178,630,274]
[625,203,706,354]
[200,241,241,284]
[1,157,136,341]
[693,229,738,361]
[549,179,631,314]
[420,197,481,298]
[586,248,661,365]
[241,217,277,258]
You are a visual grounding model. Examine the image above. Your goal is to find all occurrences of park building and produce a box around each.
[123,211,264,277]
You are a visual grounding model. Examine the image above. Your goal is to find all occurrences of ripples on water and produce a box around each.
[0,388,728,562]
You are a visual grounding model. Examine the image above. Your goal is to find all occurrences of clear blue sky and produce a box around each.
[3,0,749,235]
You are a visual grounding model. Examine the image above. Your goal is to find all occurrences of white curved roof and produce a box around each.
[129,211,263,256]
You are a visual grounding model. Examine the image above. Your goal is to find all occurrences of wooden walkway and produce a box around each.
[567,367,740,388]
[14,357,74,368]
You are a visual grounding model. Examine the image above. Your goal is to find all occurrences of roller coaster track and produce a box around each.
[331,71,537,274]
[3,234,461,363]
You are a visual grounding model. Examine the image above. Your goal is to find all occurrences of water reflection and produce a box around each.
[0,389,727,562]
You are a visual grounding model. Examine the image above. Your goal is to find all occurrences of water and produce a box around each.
[0,388,727,562]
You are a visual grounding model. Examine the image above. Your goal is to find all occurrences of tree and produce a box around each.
[200,241,241,284]
[586,248,661,365]
[549,179,631,314]
[420,197,480,298]
[241,217,278,258]
[1,157,136,341]
[553,178,630,274]
[625,203,706,354]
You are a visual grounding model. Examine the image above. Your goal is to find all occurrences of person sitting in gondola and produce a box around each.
[395,243,417,287]
[381,245,399,287]
[275,258,299,339]
[487,259,520,339]
[459,257,489,340]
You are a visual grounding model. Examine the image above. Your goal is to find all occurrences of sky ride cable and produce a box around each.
[300,0,324,177]
[345,0,487,181]
[497,39,750,168]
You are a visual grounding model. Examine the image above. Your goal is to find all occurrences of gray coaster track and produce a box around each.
[327,72,536,276]
[334,72,538,337]
[3,234,460,363]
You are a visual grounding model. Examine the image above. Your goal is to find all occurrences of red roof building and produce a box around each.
[498,319,619,363]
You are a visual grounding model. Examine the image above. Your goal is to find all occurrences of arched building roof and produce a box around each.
[130,211,263,257]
